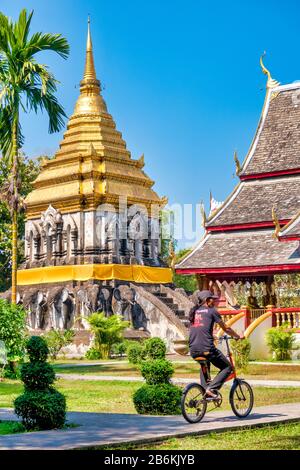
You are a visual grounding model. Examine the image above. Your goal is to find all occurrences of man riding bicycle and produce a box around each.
[189,290,244,398]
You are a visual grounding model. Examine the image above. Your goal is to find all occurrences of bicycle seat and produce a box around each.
[193,356,207,362]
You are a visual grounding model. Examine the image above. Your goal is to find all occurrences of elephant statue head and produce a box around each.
[52,288,75,330]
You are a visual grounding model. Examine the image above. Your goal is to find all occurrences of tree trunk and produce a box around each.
[11,117,18,304]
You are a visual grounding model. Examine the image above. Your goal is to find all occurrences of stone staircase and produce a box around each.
[145,285,190,329]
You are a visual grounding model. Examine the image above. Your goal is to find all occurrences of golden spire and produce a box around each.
[260,52,280,89]
[82,16,98,83]
[73,17,107,116]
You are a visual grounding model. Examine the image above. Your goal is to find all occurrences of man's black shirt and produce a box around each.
[189,306,222,354]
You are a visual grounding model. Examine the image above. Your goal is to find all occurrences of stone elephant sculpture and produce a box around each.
[112,285,147,330]
[51,288,75,330]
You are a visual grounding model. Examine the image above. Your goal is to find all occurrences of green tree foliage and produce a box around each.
[14,336,66,430]
[0,298,26,374]
[43,329,75,360]
[0,153,42,291]
[275,274,300,307]
[173,248,197,292]
[86,312,130,359]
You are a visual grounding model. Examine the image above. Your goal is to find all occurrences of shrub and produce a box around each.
[14,389,66,430]
[127,342,146,365]
[27,336,49,362]
[110,341,129,357]
[43,330,75,360]
[85,347,102,360]
[14,336,66,430]
[87,312,129,359]
[20,362,55,390]
[143,337,166,360]
[133,384,181,415]
[266,324,298,360]
[140,359,174,385]
[0,299,26,377]
[231,338,251,371]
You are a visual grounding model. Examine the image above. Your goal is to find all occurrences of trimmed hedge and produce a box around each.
[14,389,66,430]
[127,342,146,365]
[143,337,166,360]
[133,384,181,415]
[140,359,174,385]
[14,336,66,431]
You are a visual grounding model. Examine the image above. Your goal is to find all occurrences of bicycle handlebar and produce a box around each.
[218,334,233,341]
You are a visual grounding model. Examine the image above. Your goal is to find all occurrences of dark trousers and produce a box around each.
[192,347,233,391]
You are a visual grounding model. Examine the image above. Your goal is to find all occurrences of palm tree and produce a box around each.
[0,9,69,303]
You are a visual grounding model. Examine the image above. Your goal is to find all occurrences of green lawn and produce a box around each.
[52,361,300,381]
[100,422,300,450]
[1,379,300,414]
[0,420,25,435]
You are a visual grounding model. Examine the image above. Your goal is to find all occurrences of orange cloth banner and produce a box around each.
[17,264,173,286]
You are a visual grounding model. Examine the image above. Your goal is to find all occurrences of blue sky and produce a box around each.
[1,0,300,247]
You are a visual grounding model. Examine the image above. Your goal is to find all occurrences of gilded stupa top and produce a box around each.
[25,19,163,218]
[73,17,107,116]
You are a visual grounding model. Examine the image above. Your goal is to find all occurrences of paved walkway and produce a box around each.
[54,359,300,368]
[0,403,299,450]
[56,373,300,388]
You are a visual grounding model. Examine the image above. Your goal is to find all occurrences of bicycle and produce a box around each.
[181,335,254,423]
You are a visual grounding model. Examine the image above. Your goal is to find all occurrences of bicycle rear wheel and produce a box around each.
[229,379,254,418]
[181,383,207,423]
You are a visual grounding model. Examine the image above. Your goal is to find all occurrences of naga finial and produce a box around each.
[137,153,145,168]
[272,206,281,239]
[234,150,241,176]
[160,196,168,207]
[168,239,176,270]
[260,52,280,89]
[200,201,207,228]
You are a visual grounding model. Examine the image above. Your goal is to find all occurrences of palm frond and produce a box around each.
[14,9,33,46]
[26,32,70,59]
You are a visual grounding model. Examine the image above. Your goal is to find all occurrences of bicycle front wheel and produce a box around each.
[229,379,254,418]
[181,383,207,423]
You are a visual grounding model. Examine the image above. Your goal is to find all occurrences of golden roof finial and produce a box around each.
[209,190,213,210]
[260,52,280,89]
[82,16,98,83]
[137,154,145,168]
[200,201,207,228]
[168,239,176,270]
[160,196,168,207]
[272,206,281,239]
[234,150,241,176]
[73,17,107,115]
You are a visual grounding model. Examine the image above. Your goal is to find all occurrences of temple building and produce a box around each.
[9,20,190,351]
[176,57,300,309]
